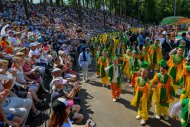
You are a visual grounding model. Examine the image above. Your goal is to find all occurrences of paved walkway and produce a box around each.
[79,68,180,127]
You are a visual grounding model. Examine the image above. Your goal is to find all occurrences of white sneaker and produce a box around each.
[112,98,116,102]
[83,79,86,83]
[164,116,169,121]
[129,84,133,87]
[140,119,146,125]
[136,115,141,120]
[155,114,161,120]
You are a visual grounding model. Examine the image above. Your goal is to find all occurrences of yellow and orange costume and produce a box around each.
[98,54,109,86]
[167,54,186,90]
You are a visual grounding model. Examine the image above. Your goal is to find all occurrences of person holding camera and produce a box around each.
[51,78,83,124]
[49,98,95,127]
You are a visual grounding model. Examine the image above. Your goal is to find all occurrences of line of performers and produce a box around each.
[94,36,190,126]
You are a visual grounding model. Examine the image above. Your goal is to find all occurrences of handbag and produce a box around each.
[11,85,28,98]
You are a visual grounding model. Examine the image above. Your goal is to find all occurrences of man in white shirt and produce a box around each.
[78,47,90,82]
[29,43,46,73]
[29,43,41,63]
[35,42,48,65]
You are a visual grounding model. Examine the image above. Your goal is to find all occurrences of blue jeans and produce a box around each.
[2,97,32,127]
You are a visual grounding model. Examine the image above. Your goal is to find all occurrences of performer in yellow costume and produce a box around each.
[108,35,115,58]
[96,46,102,77]
[131,61,152,125]
[151,60,175,121]
[167,45,186,91]
[148,39,162,71]
[102,34,108,45]
[138,46,149,62]
[98,49,110,87]
[129,50,141,87]
[115,42,126,64]
[180,57,190,100]
[122,47,132,82]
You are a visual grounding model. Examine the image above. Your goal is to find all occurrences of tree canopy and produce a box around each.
[17,0,190,24]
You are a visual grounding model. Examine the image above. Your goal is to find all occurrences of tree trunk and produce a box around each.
[56,0,60,6]
[90,0,93,9]
[103,0,106,27]
[82,0,85,7]
[49,0,53,6]
[94,0,96,9]
[76,0,83,26]
[86,0,89,8]
[114,0,116,15]
[43,0,47,4]
[23,0,29,18]
[124,0,127,18]
[119,0,122,23]
[0,0,3,12]
[109,0,112,14]
[61,0,64,6]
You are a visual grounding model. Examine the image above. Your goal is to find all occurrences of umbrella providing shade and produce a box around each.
[161,16,190,25]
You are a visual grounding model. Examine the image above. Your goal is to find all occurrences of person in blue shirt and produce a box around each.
[137,32,144,51]
[176,33,190,50]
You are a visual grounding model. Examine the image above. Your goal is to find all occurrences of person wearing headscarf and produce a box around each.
[151,60,175,121]
[78,47,90,82]
[131,62,152,125]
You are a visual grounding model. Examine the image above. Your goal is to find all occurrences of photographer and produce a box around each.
[49,98,94,127]
[51,78,83,124]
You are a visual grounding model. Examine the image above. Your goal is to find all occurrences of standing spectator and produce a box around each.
[176,33,190,50]
[137,32,144,50]
[78,47,90,82]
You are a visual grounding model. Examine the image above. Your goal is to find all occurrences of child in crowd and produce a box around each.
[168,45,186,91]
[129,50,141,87]
[180,57,190,100]
[151,60,175,120]
[105,56,122,102]
[131,62,152,125]
[98,49,109,87]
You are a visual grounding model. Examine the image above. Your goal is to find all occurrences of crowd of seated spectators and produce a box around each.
[0,1,98,127]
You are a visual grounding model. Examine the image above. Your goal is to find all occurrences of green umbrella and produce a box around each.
[161,16,190,25]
